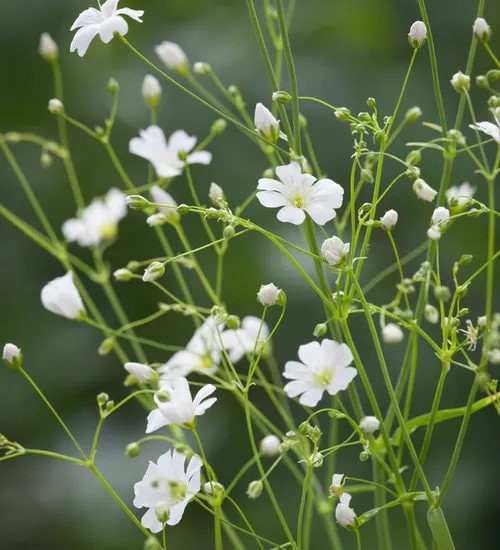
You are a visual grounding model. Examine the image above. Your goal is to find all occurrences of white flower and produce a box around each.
[39,33,58,62]
[48,98,63,114]
[413,178,437,202]
[359,416,380,434]
[2,343,22,369]
[427,226,442,240]
[159,317,223,379]
[380,209,398,230]
[155,41,189,74]
[335,492,357,528]
[408,21,427,48]
[221,316,270,363]
[283,339,357,407]
[473,18,491,42]
[150,185,179,223]
[469,111,500,144]
[257,282,281,307]
[260,435,281,457]
[424,304,439,324]
[70,0,144,57]
[256,162,344,226]
[431,207,450,229]
[142,74,162,108]
[329,473,344,497]
[133,449,202,531]
[124,362,156,382]
[459,319,479,351]
[41,272,85,320]
[446,182,475,209]
[62,188,127,247]
[146,377,217,432]
[450,71,470,93]
[321,236,350,266]
[129,126,211,178]
[254,103,280,143]
[382,323,404,344]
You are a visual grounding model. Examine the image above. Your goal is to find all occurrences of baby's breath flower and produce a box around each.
[2,343,22,370]
[260,435,281,457]
[446,182,475,211]
[321,236,350,266]
[41,272,85,320]
[150,186,179,224]
[221,316,270,363]
[124,362,156,382]
[246,480,263,499]
[283,339,357,407]
[142,261,165,283]
[473,18,491,42]
[142,74,162,108]
[380,209,398,230]
[70,0,144,57]
[413,178,437,202]
[155,41,189,75]
[469,111,500,143]
[382,323,404,344]
[335,493,357,528]
[254,103,280,143]
[209,182,224,205]
[408,21,427,48]
[48,98,63,114]
[257,282,281,307]
[329,473,345,498]
[451,71,470,93]
[359,416,380,434]
[39,33,58,62]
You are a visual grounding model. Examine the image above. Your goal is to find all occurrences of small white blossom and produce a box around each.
[124,362,156,382]
[459,319,479,351]
[41,272,85,320]
[413,178,437,202]
[150,185,179,223]
[380,209,398,230]
[359,416,380,434]
[155,41,189,74]
[309,452,324,468]
[159,317,223,379]
[431,206,450,227]
[133,449,202,531]
[329,473,344,497]
[321,236,350,266]
[257,162,344,226]
[39,33,58,62]
[129,126,211,178]
[221,316,270,363]
[2,343,22,369]
[48,98,63,114]
[451,71,470,93]
[427,226,442,240]
[70,0,144,57]
[146,377,217,432]
[62,188,127,247]
[382,323,404,344]
[257,282,281,307]
[335,492,357,528]
[446,182,475,209]
[142,74,162,108]
[208,182,224,204]
[469,111,500,143]
[283,339,357,407]
[408,21,427,48]
[254,103,280,143]
[473,18,491,42]
[260,435,281,457]
[424,304,440,324]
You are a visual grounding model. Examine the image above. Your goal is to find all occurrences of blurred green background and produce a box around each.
[1,1,499,548]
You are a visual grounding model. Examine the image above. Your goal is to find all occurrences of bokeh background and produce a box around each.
[1,1,499,549]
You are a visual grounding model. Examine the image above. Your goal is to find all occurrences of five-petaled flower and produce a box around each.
[70,0,144,57]
[133,449,202,532]
[221,316,270,363]
[146,377,217,432]
[283,339,357,407]
[256,162,344,226]
[129,126,212,178]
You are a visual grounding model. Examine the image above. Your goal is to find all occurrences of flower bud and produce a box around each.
[146,213,167,227]
[405,106,422,122]
[124,362,156,382]
[431,206,450,227]
[254,103,280,143]
[125,442,141,457]
[413,178,437,202]
[335,493,357,528]
[41,272,85,320]
[193,61,211,75]
[113,268,133,281]
[155,502,170,524]
[434,285,451,301]
[380,209,398,230]
[257,283,280,307]
[126,194,151,210]
[223,225,235,239]
[246,480,263,499]
[155,41,189,75]
[48,98,63,114]
[39,33,58,62]
[451,71,470,93]
[473,18,491,42]
[98,337,115,356]
[211,118,227,136]
[143,261,165,283]
[144,537,162,550]
[313,323,328,338]
[359,416,380,434]
[97,392,109,406]
[321,236,350,266]
[382,323,404,344]
[209,182,224,205]
[335,107,351,121]
[260,435,281,457]
[408,21,427,48]
[424,304,439,324]
[203,481,225,496]
[2,343,22,370]
[272,90,292,104]
[108,78,119,93]
[309,452,324,468]
[141,74,162,109]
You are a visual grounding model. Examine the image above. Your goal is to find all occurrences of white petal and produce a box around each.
[298,387,323,407]
[146,409,169,433]
[70,8,103,30]
[168,130,196,153]
[70,25,100,56]
[98,16,128,43]
[297,341,323,368]
[114,7,144,23]
[305,204,336,225]
[186,151,212,165]
[275,162,302,185]
[256,191,288,208]
[276,205,305,224]
[257,178,284,192]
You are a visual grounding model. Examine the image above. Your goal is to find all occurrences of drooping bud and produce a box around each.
[381,323,404,344]
[380,209,398,230]
[413,178,437,202]
[359,416,380,434]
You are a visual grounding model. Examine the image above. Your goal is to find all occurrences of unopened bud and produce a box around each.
[125,442,141,457]
[142,261,165,283]
[39,33,58,62]
[141,74,162,109]
[193,61,211,75]
[405,106,422,122]
[126,195,150,210]
[113,268,133,282]
[2,343,22,370]
[246,480,263,499]
[451,71,470,93]
[48,98,63,114]
[211,118,227,136]
[473,18,491,42]
[408,21,427,48]
[272,90,292,104]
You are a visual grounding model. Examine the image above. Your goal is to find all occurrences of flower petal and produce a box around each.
[70,7,103,30]
[277,205,305,224]
[187,151,212,165]
[70,25,100,56]
[257,178,284,192]
[297,341,323,368]
[256,191,288,208]
[275,162,302,185]
[98,16,128,43]
[146,409,169,433]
